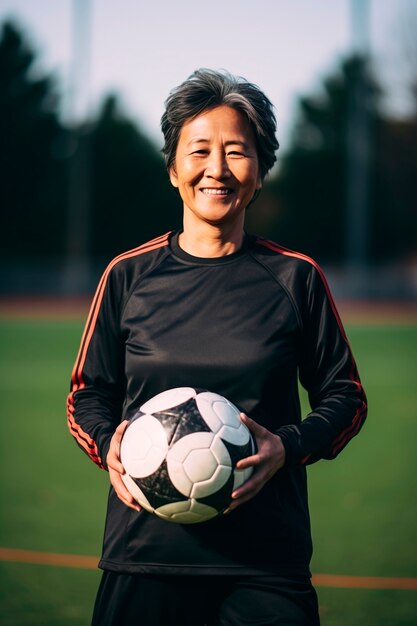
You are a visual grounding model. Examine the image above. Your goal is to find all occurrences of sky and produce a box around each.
[0,0,415,149]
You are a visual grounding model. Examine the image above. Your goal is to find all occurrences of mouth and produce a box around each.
[200,188,233,196]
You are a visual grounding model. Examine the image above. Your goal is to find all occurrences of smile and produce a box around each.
[200,188,232,196]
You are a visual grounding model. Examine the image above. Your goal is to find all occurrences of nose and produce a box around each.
[205,150,230,179]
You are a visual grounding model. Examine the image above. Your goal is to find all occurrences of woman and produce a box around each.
[68,69,367,626]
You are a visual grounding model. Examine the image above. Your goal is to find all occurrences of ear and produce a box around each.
[169,166,178,188]
[256,172,262,190]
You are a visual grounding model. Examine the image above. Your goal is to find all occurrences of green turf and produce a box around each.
[0,320,109,556]
[0,319,416,625]
[0,562,100,626]
[307,325,417,580]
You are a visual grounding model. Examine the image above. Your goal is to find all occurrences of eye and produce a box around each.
[191,149,208,156]
[227,150,244,157]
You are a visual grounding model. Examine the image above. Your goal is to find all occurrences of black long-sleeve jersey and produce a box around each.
[67,231,367,577]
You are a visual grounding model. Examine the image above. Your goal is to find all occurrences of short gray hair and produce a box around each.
[161,68,279,180]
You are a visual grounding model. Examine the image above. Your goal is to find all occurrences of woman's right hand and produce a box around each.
[106,420,141,512]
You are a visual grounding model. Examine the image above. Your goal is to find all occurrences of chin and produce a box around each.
[198,204,244,223]
[203,214,240,227]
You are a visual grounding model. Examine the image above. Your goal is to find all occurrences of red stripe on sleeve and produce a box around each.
[257,239,348,341]
[67,233,171,466]
[257,238,367,461]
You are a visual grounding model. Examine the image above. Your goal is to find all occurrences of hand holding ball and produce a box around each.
[120,387,256,523]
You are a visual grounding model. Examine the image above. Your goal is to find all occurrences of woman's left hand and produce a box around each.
[225,413,286,513]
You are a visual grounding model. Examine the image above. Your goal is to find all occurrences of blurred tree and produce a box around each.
[0,19,181,280]
[262,56,380,264]
[259,55,416,266]
[372,115,417,262]
[0,20,66,260]
[87,94,181,262]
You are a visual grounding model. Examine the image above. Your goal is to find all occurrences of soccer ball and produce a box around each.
[120,387,256,524]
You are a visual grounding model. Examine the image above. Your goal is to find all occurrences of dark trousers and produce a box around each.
[91,571,320,626]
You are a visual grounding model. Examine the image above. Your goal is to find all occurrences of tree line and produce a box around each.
[1,20,416,270]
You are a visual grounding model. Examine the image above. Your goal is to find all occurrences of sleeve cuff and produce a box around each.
[275,426,302,467]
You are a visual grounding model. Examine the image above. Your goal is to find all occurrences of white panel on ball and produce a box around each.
[183,448,218,483]
[219,422,250,446]
[190,464,232,499]
[166,432,213,496]
[155,500,219,524]
[212,399,241,425]
[167,432,231,498]
[196,393,250,445]
[140,387,196,414]
[120,415,168,477]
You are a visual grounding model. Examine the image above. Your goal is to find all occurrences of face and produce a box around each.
[169,105,261,230]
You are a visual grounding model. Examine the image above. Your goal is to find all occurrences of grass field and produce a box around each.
[0,315,416,625]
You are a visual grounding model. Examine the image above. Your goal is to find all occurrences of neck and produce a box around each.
[179,216,244,258]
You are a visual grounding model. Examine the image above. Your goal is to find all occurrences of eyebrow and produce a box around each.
[186,138,251,149]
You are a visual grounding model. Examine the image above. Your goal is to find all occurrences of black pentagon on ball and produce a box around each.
[131,459,188,510]
[152,397,212,445]
[222,436,256,467]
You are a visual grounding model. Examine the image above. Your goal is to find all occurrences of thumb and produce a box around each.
[107,420,129,472]
[113,420,130,445]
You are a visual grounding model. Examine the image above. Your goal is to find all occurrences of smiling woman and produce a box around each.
[161,68,278,257]
[68,69,367,626]
[169,106,262,252]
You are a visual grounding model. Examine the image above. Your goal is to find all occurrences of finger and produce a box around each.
[107,454,125,474]
[107,442,125,474]
[107,420,130,473]
[224,463,275,513]
[113,419,130,443]
[231,470,265,500]
[226,486,261,513]
[235,453,262,470]
[110,469,141,512]
[118,491,141,512]
[240,412,263,433]
[118,494,141,512]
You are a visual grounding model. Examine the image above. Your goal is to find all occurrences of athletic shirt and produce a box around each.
[67,231,367,576]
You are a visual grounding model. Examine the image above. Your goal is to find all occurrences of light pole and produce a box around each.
[345,0,372,293]
[64,0,93,294]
